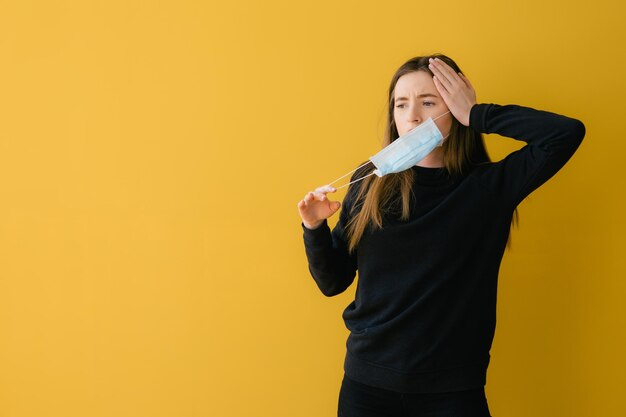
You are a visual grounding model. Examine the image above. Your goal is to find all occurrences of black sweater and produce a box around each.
[301,103,585,393]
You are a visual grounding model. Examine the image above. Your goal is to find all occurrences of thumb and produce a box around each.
[331,201,341,212]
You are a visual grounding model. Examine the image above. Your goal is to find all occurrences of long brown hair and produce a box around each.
[344,53,519,253]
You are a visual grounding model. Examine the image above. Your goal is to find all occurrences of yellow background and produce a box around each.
[0,1,624,416]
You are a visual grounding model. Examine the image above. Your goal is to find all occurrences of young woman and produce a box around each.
[297,54,585,417]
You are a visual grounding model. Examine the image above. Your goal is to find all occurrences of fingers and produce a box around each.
[429,58,463,92]
[315,184,336,194]
[303,191,321,204]
[305,184,336,203]
[428,58,453,90]
[432,74,449,97]
[301,190,328,205]
[298,184,338,209]
[458,72,470,88]
[458,72,476,95]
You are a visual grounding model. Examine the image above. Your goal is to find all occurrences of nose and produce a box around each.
[407,106,423,128]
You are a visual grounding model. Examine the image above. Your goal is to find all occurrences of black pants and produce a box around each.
[338,373,492,417]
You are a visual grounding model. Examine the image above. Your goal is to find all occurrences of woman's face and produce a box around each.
[393,70,452,138]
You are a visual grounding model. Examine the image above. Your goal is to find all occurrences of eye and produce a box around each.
[395,104,406,109]
[423,101,434,106]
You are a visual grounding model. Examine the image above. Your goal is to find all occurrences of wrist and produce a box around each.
[303,219,324,230]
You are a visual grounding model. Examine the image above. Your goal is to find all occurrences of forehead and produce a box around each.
[394,71,438,99]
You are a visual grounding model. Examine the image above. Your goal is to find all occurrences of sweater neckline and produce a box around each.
[411,164,452,186]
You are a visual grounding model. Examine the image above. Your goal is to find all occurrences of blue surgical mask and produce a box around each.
[328,110,451,189]
[370,110,451,177]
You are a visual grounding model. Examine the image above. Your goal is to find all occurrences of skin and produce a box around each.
[393,70,453,168]
[298,58,478,230]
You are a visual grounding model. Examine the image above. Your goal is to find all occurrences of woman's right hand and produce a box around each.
[297,185,341,230]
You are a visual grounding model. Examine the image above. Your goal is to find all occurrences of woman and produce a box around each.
[297,54,585,417]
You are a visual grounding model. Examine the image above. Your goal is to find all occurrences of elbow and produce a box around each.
[309,266,354,297]
[571,118,586,144]
[320,288,341,297]
[319,280,350,297]
[554,118,585,157]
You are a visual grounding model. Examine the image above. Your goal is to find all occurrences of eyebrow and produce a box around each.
[395,93,438,101]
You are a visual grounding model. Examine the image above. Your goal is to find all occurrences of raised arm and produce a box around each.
[427,57,585,208]
[470,103,585,208]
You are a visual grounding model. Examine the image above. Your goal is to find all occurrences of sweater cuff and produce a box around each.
[301,218,330,240]
[469,103,492,133]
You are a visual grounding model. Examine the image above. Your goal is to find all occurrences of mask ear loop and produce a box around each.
[433,110,451,121]
[333,169,377,189]
[434,110,452,143]
[326,160,376,190]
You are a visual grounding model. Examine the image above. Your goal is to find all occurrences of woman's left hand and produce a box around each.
[429,58,477,127]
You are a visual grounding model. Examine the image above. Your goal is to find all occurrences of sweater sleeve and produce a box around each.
[469,103,586,208]
[301,168,363,297]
